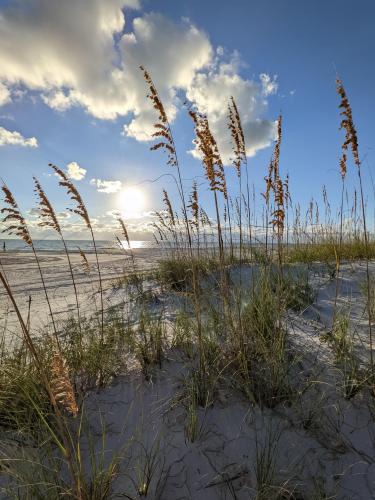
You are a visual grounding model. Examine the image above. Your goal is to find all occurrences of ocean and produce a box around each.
[0,239,155,252]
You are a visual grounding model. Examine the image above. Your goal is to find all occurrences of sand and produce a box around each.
[0,247,163,340]
[1,251,375,498]
[81,261,375,498]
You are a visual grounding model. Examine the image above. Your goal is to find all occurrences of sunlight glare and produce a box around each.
[117,186,146,219]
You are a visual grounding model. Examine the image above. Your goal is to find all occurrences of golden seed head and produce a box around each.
[118,217,131,249]
[162,189,175,226]
[189,110,227,197]
[33,177,61,233]
[140,66,177,167]
[336,79,360,168]
[50,164,91,229]
[1,183,33,246]
[50,351,78,417]
[228,96,246,176]
[78,247,90,274]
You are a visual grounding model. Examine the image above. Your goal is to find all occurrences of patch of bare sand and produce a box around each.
[0,247,163,338]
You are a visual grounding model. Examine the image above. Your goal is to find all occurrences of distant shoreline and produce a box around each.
[0,239,156,253]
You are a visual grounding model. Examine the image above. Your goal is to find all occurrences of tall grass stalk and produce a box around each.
[141,68,205,376]
[1,183,61,350]
[0,268,83,498]
[332,158,346,326]
[34,177,82,330]
[50,164,105,353]
[336,80,374,376]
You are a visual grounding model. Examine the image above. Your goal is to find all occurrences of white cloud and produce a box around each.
[0,126,38,147]
[27,208,41,216]
[187,60,277,161]
[42,90,74,112]
[57,211,71,219]
[106,209,122,218]
[0,1,276,161]
[121,13,213,139]
[66,161,86,181]
[0,82,11,106]
[0,0,141,116]
[90,178,122,193]
[260,73,278,96]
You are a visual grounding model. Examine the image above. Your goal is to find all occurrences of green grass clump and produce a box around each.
[62,313,132,389]
[155,251,255,290]
[281,268,316,312]
[286,238,375,264]
[322,313,363,399]
[360,277,375,322]
[0,349,50,435]
[238,270,292,408]
[155,255,220,290]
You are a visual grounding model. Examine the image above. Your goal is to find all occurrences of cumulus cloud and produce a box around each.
[0,1,277,161]
[27,208,41,216]
[106,209,122,218]
[0,82,11,106]
[0,126,38,147]
[42,90,74,112]
[187,59,277,161]
[90,178,122,193]
[121,13,213,139]
[57,211,71,219]
[66,161,86,180]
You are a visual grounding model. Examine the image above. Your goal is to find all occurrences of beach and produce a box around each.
[2,244,375,497]
[0,246,163,339]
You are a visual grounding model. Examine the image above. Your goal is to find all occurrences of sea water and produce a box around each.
[0,239,155,252]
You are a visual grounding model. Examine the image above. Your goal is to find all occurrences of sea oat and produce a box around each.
[50,351,79,417]
[200,208,212,227]
[34,176,82,329]
[33,177,61,233]
[140,66,177,167]
[51,162,105,350]
[189,110,227,197]
[339,153,347,179]
[78,248,90,274]
[188,182,199,228]
[272,177,285,233]
[263,159,274,205]
[118,218,131,249]
[1,184,32,245]
[162,189,175,226]
[284,174,291,209]
[336,79,373,372]
[336,79,360,167]
[263,116,285,234]
[50,164,91,228]
[141,66,194,249]
[228,96,246,177]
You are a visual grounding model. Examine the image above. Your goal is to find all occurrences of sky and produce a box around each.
[0,0,374,240]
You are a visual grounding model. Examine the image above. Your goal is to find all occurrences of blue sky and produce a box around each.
[0,0,374,239]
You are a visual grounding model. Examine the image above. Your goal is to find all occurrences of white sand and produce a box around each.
[78,262,375,499]
[0,248,163,340]
[1,254,375,498]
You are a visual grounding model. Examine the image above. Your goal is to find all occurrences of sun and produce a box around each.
[117,186,146,219]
